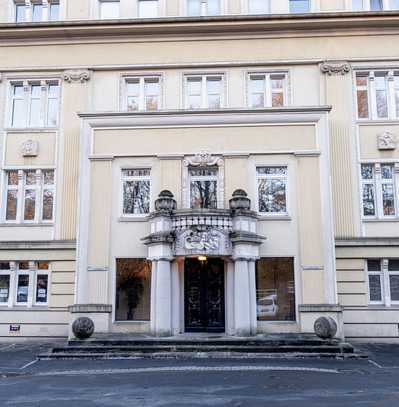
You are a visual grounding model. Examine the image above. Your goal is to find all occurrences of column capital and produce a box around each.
[147,256,175,262]
[320,61,351,76]
[63,69,91,84]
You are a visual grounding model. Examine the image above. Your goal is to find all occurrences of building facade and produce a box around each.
[0,0,398,340]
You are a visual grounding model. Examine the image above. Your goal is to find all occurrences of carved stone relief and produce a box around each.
[320,62,351,76]
[63,70,91,83]
[377,131,397,150]
[21,139,39,157]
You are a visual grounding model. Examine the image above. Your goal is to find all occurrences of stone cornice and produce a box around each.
[0,240,76,250]
[335,238,399,247]
[1,13,399,42]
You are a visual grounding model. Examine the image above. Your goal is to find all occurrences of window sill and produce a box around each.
[356,119,399,125]
[258,215,292,221]
[118,216,150,222]
[113,320,150,324]
[362,218,399,223]
[5,127,59,133]
[0,223,54,227]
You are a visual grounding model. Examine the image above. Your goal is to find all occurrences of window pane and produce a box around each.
[100,1,119,19]
[16,5,26,22]
[257,167,287,175]
[123,180,150,214]
[29,85,42,127]
[32,4,43,22]
[207,0,220,15]
[249,0,269,14]
[189,167,218,177]
[272,92,284,107]
[6,190,18,221]
[115,259,151,321]
[42,190,54,221]
[368,274,382,302]
[190,180,218,209]
[375,76,388,118]
[370,0,383,10]
[187,0,201,15]
[24,189,36,221]
[8,171,19,186]
[250,77,265,108]
[362,184,375,216]
[382,184,395,216]
[35,275,48,303]
[122,169,150,177]
[19,262,29,270]
[0,275,10,303]
[127,96,140,111]
[392,0,399,9]
[43,170,55,185]
[352,0,364,10]
[389,260,399,271]
[138,0,158,18]
[47,98,58,126]
[144,79,160,111]
[49,3,60,20]
[357,89,369,118]
[25,171,36,185]
[289,0,310,13]
[12,98,26,127]
[256,258,295,321]
[381,164,393,179]
[0,263,10,270]
[187,78,202,108]
[17,275,29,303]
[395,77,399,117]
[258,179,287,213]
[390,275,399,302]
[361,164,374,180]
[367,259,381,271]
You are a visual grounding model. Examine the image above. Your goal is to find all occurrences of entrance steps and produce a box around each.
[38,333,366,360]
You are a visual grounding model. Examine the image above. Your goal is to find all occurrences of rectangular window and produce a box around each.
[122,169,151,215]
[0,275,10,304]
[35,274,48,304]
[248,73,287,108]
[125,77,161,111]
[185,75,224,109]
[289,0,310,13]
[10,81,60,128]
[248,0,270,14]
[138,0,158,17]
[360,163,398,219]
[4,169,55,223]
[187,0,220,16]
[115,259,151,321]
[15,4,26,22]
[32,4,43,22]
[49,2,60,20]
[368,259,399,306]
[353,0,383,9]
[256,258,295,321]
[257,166,288,214]
[356,75,369,119]
[189,166,218,209]
[100,0,120,19]
[16,274,29,304]
[391,0,399,9]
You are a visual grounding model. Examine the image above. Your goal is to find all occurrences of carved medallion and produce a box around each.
[63,70,91,83]
[21,139,39,157]
[320,62,351,76]
[377,131,397,150]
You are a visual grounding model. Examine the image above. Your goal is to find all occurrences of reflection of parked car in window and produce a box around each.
[257,293,278,317]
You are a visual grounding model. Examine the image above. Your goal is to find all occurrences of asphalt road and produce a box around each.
[0,342,399,406]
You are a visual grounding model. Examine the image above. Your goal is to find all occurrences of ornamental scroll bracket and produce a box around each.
[320,61,351,76]
[183,151,223,167]
[63,70,91,84]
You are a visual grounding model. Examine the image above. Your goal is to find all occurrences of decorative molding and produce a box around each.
[320,61,351,76]
[183,151,223,167]
[63,70,91,84]
[377,130,397,150]
[20,139,39,157]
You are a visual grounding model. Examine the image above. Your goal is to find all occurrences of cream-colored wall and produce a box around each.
[359,124,399,160]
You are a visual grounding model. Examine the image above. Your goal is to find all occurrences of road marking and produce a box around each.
[20,359,38,370]
[34,365,340,377]
[368,360,383,369]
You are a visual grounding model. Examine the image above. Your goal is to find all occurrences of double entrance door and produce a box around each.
[184,257,225,333]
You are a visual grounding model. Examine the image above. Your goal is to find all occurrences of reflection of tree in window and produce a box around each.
[189,167,218,209]
[122,169,150,215]
[115,259,151,321]
[257,167,287,213]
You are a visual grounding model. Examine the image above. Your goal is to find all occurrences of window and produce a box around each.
[248,0,270,14]
[0,261,49,307]
[257,166,288,214]
[115,259,151,321]
[122,169,151,216]
[49,2,60,21]
[15,1,60,22]
[248,73,287,108]
[391,0,399,10]
[360,163,398,219]
[15,3,26,22]
[189,167,218,209]
[10,81,60,128]
[125,77,161,111]
[4,169,55,223]
[100,0,120,19]
[289,0,310,13]
[353,0,383,10]
[355,71,399,120]
[138,0,158,17]
[185,75,224,109]
[187,0,220,16]
[367,259,399,306]
[256,258,295,321]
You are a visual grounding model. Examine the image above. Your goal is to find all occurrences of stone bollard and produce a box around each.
[314,316,337,339]
[72,317,95,339]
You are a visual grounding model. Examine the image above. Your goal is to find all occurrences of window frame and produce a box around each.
[289,0,311,13]
[8,79,61,129]
[3,168,56,224]
[246,0,271,14]
[99,0,120,19]
[137,0,159,18]
[185,0,222,16]
[256,165,290,217]
[189,166,219,210]
[120,167,152,218]
[184,73,225,110]
[360,163,399,220]
[123,75,162,112]
[351,0,385,11]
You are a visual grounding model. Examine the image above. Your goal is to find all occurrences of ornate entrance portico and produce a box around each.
[143,189,265,337]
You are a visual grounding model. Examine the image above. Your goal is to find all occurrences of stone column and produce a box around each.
[233,258,252,337]
[143,190,176,337]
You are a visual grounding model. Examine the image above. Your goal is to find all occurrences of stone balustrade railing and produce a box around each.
[171,209,233,231]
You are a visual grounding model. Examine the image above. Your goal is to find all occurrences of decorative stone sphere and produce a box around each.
[314,316,337,339]
[229,189,251,212]
[72,317,95,339]
[155,190,177,212]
